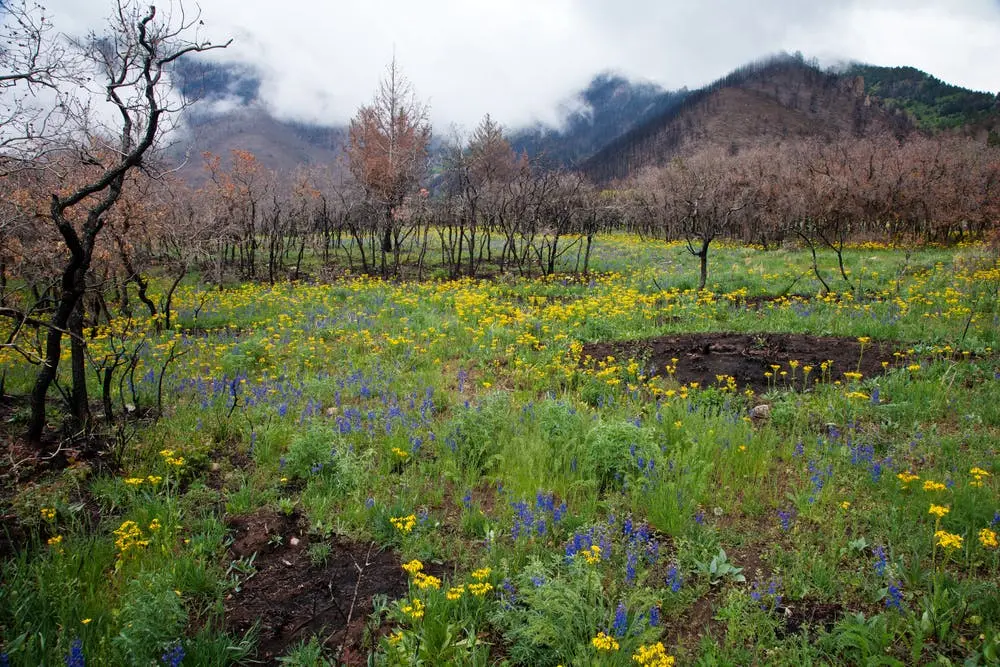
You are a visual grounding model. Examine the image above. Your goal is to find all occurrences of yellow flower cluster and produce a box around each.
[592,632,619,652]
[922,480,946,492]
[581,545,602,565]
[391,447,409,460]
[928,504,950,519]
[979,528,998,549]
[468,582,493,597]
[388,630,404,644]
[897,472,919,488]
[401,598,424,620]
[40,507,56,521]
[413,572,441,590]
[148,519,161,531]
[446,585,465,601]
[402,559,423,575]
[934,530,963,551]
[47,535,63,546]
[124,475,164,486]
[633,642,676,666]
[471,567,491,580]
[970,467,991,488]
[114,520,151,556]
[159,449,185,467]
[390,514,417,534]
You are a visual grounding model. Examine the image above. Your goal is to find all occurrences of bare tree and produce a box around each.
[0,0,78,166]
[346,56,431,277]
[3,1,230,444]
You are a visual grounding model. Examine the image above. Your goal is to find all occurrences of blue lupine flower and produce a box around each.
[625,551,638,585]
[65,639,84,667]
[501,579,517,609]
[777,508,795,531]
[694,510,705,525]
[161,643,185,667]
[666,565,683,593]
[530,575,546,587]
[462,491,472,509]
[873,546,887,577]
[1,652,10,667]
[649,606,660,627]
[612,602,628,637]
[886,582,903,609]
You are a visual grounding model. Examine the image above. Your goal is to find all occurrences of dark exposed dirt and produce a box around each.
[777,600,844,636]
[582,332,897,395]
[224,510,422,665]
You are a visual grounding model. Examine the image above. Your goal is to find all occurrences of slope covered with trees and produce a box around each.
[846,63,999,130]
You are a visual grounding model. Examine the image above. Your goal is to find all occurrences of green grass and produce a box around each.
[1,235,999,665]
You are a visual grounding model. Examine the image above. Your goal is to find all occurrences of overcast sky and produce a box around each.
[33,0,1000,131]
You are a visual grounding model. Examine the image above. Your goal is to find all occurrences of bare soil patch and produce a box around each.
[224,510,425,664]
[582,332,896,395]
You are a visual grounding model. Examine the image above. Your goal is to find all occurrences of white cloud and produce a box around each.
[21,0,1000,131]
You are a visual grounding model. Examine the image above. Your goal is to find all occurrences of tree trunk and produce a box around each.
[28,266,84,441]
[697,240,710,290]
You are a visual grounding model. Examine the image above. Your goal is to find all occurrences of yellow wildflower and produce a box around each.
[592,631,620,652]
[390,514,417,534]
[401,598,424,620]
[471,567,492,581]
[468,582,493,597]
[446,585,465,601]
[633,642,676,666]
[40,507,56,521]
[978,528,998,549]
[124,477,144,486]
[47,535,63,546]
[413,572,441,590]
[934,530,963,551]
[922,480,946,492]
[402,559,423,575]
[928,504,949,519]
[840,501,851,510]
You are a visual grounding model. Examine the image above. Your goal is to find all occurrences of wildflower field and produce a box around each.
[1,235,999,665]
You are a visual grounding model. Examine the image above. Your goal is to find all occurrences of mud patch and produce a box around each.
[582,333,896,395]
[224,510,417,664]
[777,599,844,636]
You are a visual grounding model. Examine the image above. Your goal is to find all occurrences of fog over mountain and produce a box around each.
[33,0,1000,132]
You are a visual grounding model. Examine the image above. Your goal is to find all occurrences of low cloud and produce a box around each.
[24,0,1000,131]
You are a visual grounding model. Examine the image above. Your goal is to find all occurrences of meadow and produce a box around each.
[1,235,999,666]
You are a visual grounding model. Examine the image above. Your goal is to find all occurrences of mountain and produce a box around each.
[509,73,689,167]
[581,54,914,182]
[174,108,347,183]
[844,63,999,130]
[169,61,348,182]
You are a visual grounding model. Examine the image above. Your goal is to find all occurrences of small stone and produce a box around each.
[750,404,771,420]
[325,407,338,417]
[289,537,300,547]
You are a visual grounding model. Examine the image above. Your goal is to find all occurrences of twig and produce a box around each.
[330,541,378,656]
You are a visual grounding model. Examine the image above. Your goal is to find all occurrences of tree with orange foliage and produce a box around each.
[346,56,431,276]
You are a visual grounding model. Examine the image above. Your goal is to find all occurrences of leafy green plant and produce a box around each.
[695,548,746,586]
